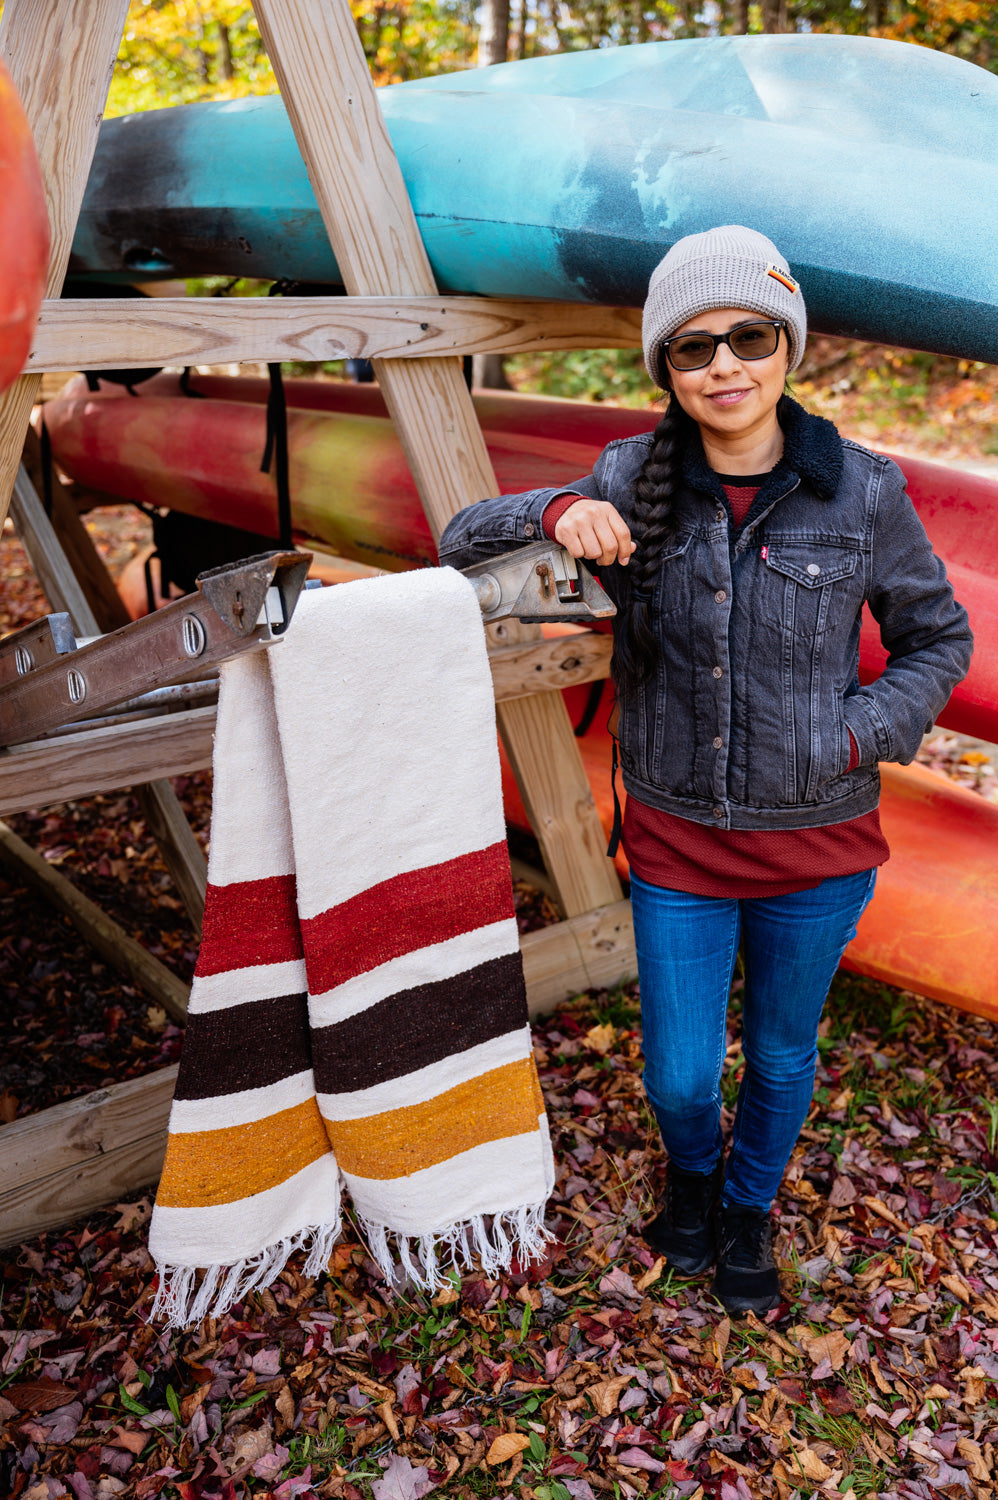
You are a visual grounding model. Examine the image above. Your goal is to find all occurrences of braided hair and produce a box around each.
[611,398,685,689]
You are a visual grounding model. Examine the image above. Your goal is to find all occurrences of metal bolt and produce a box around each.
[536,562,553,598]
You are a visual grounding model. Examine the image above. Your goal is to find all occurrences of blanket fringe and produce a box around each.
[149,1219,342,1330]
[359,1202,554,1292]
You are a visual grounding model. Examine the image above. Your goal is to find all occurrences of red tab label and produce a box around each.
[761,545,769,560]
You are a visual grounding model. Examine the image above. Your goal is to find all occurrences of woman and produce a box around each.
[438,226,972,1314]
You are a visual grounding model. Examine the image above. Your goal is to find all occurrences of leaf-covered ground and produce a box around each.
[2,404,998,1500]
[3,967,998,1500]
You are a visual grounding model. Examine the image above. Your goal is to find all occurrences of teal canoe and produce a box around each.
[71,35,998,362]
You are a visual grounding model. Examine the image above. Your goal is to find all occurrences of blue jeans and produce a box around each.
[631,867,877,1211]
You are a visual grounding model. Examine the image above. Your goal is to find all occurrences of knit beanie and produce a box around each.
[642,226,807,389]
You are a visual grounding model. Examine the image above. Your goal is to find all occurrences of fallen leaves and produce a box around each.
[484,1431,530,1465]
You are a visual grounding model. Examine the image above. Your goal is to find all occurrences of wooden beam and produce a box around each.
[0,707,216,817]
[0,893,638,1245]
[521,898,636,1016]
[0,820,190,1021]
[27,295,643,374]
[0,0,131,528]
[252,0,621,916]
[0,1065,177,1247]
[0,635,613,820]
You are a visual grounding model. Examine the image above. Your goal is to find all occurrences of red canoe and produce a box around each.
[44,373,998,744]
[0,60,49,391]
[41,375,998,1015]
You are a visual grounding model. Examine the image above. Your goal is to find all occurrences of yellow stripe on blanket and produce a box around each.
[157,1098,331,1208]
[324,1058,544,1180]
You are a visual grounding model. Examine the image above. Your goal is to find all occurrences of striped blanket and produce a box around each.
[149,568,554,1328]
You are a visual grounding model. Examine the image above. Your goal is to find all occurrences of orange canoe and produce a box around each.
[503,679,998,1021]
[0,60,48,391]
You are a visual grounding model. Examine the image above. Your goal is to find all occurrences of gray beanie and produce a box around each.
[642,225,807,389]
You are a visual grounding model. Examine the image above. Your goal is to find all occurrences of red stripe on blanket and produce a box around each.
[196,873,303,976]
[302,842,514,994]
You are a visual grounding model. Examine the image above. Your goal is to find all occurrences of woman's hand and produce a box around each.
[554,499,636,567]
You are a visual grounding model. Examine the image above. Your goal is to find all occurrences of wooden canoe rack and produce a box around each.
[0,0,637,1246]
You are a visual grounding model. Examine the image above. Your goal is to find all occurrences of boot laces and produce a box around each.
[719,1207,772,1268]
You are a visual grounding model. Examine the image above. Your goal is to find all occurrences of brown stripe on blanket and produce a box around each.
[325,1058,543,1180]
[301,843,514,995]
[311,952,525,1093]
[196,874,303,976]
[156,1098,331,1208]
[173,993,311,1100]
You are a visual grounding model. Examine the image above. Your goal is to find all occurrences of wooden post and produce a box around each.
[0,0,132,528]
[8,465,208,929]
[252,0,621,915]
[0,821,189,1020]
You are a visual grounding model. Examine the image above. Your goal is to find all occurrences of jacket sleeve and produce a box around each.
[437,475,600,570]
[842,460,974,767]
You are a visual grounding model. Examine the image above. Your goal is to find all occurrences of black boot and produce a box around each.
[643,1159,722,1276]
[712,1202,781,1314]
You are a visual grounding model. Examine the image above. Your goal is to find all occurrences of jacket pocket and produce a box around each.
[650,533,694,620]
[763,545,860,640]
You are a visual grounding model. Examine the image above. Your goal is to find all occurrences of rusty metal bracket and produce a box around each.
[0,614,77,687]
[460,542,616,625]
[0,551,311,748]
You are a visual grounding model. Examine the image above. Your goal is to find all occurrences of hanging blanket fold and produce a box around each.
[149,568,554,1329]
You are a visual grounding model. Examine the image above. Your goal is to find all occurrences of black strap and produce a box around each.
[607,736,622,859]
[261,361,293,550]
[573,678,605,739]
[39,416,54,518]
[178,366,206,399]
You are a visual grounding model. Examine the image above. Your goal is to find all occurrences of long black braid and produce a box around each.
[611,398,686,689]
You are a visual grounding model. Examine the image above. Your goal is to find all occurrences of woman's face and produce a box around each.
[665,306,790,444]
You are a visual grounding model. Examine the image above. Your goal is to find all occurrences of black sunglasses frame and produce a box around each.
[662,319,786,372]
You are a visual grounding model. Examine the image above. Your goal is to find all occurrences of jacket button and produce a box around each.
[807,563,820,576]
[714,589,727,602]
[712,805,724,818]
[713,736,723,749]
[712,666,723,679]
[524,523,536,537]
[715,509,725,521]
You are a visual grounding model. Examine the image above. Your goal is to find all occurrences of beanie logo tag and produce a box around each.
[766,264,798,294]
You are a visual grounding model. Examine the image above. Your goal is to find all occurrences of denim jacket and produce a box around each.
[439,399,973,831]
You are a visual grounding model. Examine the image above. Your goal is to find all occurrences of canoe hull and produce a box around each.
[0,61,49,390]
[71,36,998,364]
[44,375,998,744]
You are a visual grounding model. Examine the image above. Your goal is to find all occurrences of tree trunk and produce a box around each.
[476,0,512,388]
[761,0,782,32]
[731,0,749,34]
[216,22,234,81]
[478,0,510,66]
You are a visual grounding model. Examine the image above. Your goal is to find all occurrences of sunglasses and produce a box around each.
[662,319,785,372]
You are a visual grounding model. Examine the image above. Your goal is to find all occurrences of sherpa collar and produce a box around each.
[679,395,844,504]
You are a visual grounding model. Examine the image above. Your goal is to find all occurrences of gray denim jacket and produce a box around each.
[439,399,973,831]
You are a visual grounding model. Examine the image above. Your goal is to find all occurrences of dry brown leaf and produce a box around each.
[3,1379,76,1413]
[586,1373,633,1416]
[106,1425,149,1455]
[378,1400,400,1441]
[792,1446,833,1483]
[635,1256,665,1292]
[956,1437,990,1481]
[432,1283,460,1306]
[790,1326,850,1370]
[275,1383,295,1427]
[485,1432,530,1465]
[230,1425,273,1471]
[584,1023,615,1055]
[862,1195,907,1231]
[713,1316,731,1367]
[939,1272,972,1305]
